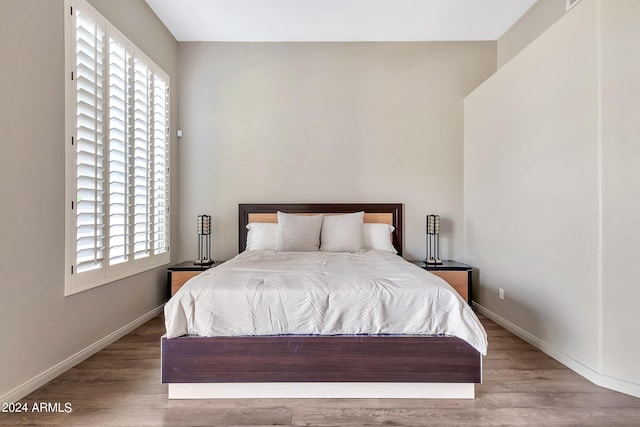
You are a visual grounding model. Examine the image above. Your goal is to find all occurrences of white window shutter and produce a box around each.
[66,0,170,295]
[74,8,106,274]
[132,58,152,260]
[108,36,131,266]
[152,76,169,255]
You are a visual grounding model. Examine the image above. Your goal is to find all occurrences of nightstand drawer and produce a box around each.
[412,261,472,305]
[172,271,202,287]
[431,270,467,287]
[167,261,222,299]
[431,271,468,302]
[171,271,202,296]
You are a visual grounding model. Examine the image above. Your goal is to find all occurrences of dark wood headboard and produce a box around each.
[239,203,403,256]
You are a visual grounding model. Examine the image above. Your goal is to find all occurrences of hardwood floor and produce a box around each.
[2,314,639,426]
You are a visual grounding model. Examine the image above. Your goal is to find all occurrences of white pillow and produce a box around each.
[275,212,324,252]
[320,212,364,252]
[363,223,397,254]
[245,223,278,250]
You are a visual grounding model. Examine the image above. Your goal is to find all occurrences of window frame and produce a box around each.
[64,0,170,296]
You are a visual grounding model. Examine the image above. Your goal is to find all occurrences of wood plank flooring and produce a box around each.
[1,314,639,426]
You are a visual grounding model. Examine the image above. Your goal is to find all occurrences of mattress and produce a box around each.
[164,250,488,355]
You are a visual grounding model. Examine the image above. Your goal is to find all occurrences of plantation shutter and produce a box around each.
[74,8,106,274]
[66,0,170,295]
[133,58,152,259]
[152,76,169,255]
[108,36,131,266]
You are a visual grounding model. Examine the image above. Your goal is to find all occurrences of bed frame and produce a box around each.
[162,203,482,399]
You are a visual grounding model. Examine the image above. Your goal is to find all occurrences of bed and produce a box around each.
[161,203,487,399]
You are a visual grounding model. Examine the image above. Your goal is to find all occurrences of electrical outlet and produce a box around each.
[498,288,505,300]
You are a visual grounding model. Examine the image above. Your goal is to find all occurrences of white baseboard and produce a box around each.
[473,302,640,398]
[0,305,163,404]
[169,382,475,399]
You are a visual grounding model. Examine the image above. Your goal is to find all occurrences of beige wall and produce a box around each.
[465,0,600,370]
[465,0,640,396]
[177,42,496,262]
[600,0,640,389]
[0,0,178,402]
[497,0,567,68]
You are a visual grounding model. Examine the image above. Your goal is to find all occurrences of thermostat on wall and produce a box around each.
[177,129,183,138]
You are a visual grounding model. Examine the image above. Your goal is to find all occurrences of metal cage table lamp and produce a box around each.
[195,214,213,265]
[425,214,442,265]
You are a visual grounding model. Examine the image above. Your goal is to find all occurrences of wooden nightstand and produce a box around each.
[412,260,472,305]
[167,261,221,299]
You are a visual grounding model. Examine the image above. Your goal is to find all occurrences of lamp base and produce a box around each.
[194,259,215,266]
[425,258,443,265]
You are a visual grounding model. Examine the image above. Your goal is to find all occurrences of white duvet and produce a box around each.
[164,250,488,355]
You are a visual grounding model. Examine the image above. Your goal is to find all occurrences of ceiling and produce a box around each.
[145,0,539,42]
